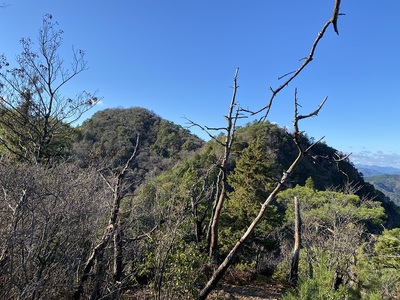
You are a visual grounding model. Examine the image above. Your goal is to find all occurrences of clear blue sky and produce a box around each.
[1,1,400,167]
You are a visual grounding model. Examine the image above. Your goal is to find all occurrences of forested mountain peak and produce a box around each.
[73,107,204,182]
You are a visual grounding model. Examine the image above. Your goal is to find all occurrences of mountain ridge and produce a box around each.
[356,164,400,176]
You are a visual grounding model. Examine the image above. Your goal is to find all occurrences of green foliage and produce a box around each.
[375,228,400,269]
[131,174,207,299]
[283,251,360,300]
[278,185,386,227]
[73,107,203,181]
[356,229,400,299]
[304,177,315,190]
[279,185,387,300]
[220,137,284,260]
[155,241,206,299]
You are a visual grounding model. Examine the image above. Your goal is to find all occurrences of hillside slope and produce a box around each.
[230,122,400,229]
[365,174,400,207]
[73,107,204,183]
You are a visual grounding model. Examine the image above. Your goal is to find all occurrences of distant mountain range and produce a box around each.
[356,165,400,207]
[363,174,400,207]
[356,164,400,177]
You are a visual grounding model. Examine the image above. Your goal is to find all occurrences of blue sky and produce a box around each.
[1,1,400,167]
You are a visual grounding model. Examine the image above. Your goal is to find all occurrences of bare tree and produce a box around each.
[73,136,139,300]
[243,0,342,122]
[207,68,241,263]
[0,14,98,163]
[0,160,107,300]
[198,91,327,299]
[188,68,242,263]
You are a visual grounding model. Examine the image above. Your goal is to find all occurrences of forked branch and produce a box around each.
[241,0,342,121]
[186,67,244,145]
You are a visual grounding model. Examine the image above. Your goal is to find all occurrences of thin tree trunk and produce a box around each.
[113,219,124,283]
[289,196,301,285]
[332,268,343,291]
[73,228,112,300]
[90,249,106,300]
[209,179,226,263]
[208,68,239,263]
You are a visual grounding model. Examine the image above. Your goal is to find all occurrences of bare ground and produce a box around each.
[208,283,285,300]
[125,283,286,299]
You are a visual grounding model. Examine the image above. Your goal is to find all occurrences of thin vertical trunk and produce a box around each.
[190,188,202,243]
[289,196,301,285]
[90,250,106,300]
[208,68,239,263]
[113,220,124,283]
[209,180,226,263]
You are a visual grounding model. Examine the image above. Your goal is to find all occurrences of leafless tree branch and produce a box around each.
[241,0,342,121]
[73,136,140,300]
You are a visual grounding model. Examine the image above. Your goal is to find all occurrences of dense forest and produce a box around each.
[1,6,400,300]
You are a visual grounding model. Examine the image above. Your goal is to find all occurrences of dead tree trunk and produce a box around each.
[289,196,301,285]
[73,136,139,300]
[198,92,327,300]
[113,219,124,282]
[186,68,241,263]
[208,68,240,263]
[73,227,113,300]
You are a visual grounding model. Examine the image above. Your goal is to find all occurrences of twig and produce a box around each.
[185,68,242,144]
[243,0,342,121]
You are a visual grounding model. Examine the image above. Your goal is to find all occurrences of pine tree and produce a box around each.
[220,138,284,259]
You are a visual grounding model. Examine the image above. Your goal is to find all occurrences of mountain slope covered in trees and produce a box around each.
[1,106,399,299]
[365,174,400,207]
[73,107,204,183]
